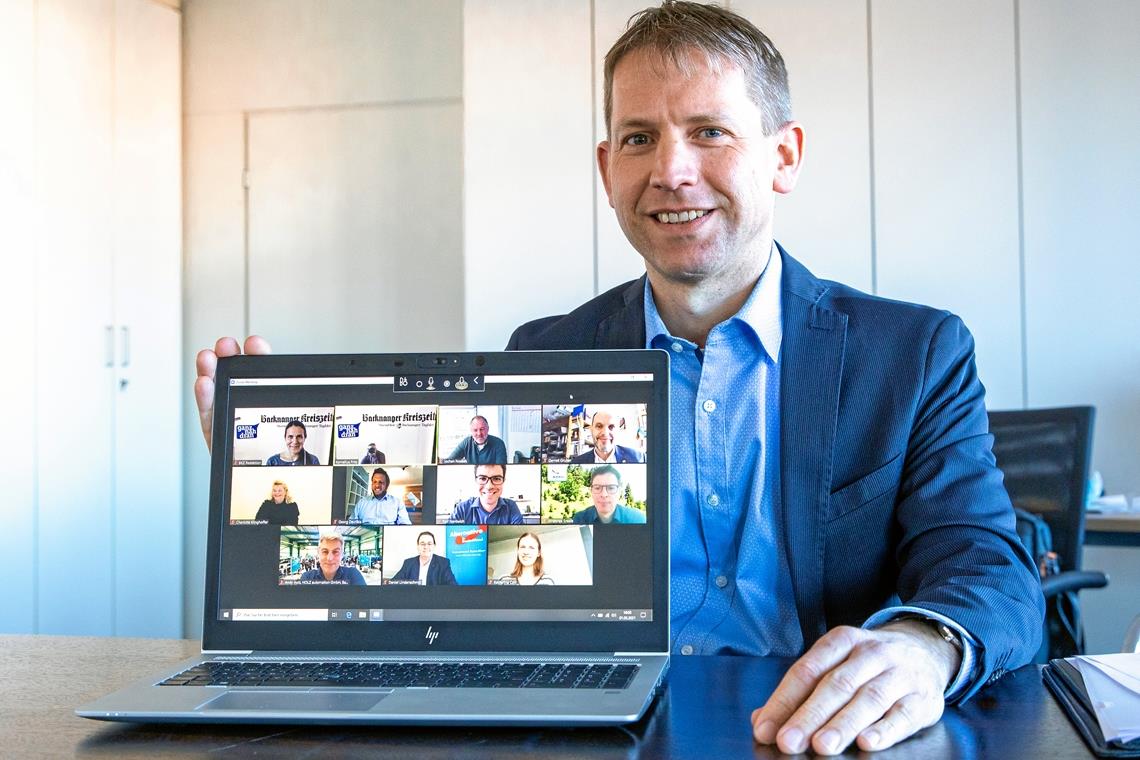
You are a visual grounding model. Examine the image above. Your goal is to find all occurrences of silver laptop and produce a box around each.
[78,350,670,726]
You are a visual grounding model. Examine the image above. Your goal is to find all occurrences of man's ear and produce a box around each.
[597,140,616,208]
[772,122,805,195]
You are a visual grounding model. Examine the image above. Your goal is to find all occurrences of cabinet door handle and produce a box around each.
[105,325,115,367]
[120,326,130,368]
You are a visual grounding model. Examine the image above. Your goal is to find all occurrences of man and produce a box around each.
[298,534,365,585]
[351,467,410,525]
[265,420,320,466]
[359,443,386,464]
[445,415,508,464]
[390,531,458,586]
[193,2,1041,753]
[448,464,524,525]
[570,409,645,463]
[572,465,646,524]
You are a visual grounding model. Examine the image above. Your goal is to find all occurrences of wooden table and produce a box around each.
[1086,511,1140,547]
[0,634,1095,757]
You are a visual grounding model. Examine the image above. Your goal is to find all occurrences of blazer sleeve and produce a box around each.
[434,557,458,586]
[391,557,416,582]
[892,314,1044,701]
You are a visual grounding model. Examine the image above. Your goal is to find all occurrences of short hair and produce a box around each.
[470,415,489,427]
[267,479,292,502]
[474,463,507,478]
[318,534,344,550]
[588,464,623,486]
[603,1,791,136]
[371,467,389,485]
[417,531,436,545]
[284,419,307,436]
[511,532,545,579]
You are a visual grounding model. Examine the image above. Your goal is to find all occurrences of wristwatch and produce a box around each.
[898,614,963,653]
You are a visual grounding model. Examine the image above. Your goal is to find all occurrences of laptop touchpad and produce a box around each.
[200,690,389,712]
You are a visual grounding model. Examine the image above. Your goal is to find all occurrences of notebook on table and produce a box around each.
[77,349,670,726]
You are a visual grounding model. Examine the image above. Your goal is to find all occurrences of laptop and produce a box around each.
[78,349,670,726]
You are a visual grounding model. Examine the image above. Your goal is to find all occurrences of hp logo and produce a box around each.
[424,625,440,645]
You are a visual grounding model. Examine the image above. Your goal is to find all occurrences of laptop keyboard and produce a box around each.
[160,661,640,690]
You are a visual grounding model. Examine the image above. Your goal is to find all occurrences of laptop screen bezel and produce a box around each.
[202,350,669,653]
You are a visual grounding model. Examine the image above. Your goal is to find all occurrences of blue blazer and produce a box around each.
[507,246,1044,700]
[570,445,645,464]
[392,554,457,586]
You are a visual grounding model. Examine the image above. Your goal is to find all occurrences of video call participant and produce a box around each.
[193,3,1042,753]
[359,443,386,464]
[390,532,458,586]
[570,410,645,463]
[572,465,646,525]
[445,415,508,464]
[448,464,524,525]
[495,532,554,585]
[253,480,300,525]
[298,534,365,585]
[265,420,321,466]
[351,467,410,525]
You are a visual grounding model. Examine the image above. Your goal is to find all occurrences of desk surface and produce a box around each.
[0,634,1094,758]
[1085,511,1140,547]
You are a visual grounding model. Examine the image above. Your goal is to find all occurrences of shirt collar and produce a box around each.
[643,242,783,362]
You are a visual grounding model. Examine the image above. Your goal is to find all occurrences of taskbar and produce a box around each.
[219,608,653,623]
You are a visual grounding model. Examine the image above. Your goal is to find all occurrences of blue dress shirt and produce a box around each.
[351,492,409,525]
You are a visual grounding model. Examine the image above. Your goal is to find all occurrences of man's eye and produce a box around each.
[699,127,725,138]
[624,134,650,146]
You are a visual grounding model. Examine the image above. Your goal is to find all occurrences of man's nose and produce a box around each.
[650,135,698,190]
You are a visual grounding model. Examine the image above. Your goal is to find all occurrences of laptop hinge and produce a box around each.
[612,652,666,657]
[201,650,254,655]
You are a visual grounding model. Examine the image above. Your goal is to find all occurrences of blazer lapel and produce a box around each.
[778,250,847,646]
[594,276,647,349]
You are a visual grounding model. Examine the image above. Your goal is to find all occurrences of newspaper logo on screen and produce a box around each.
[338,423,361,439]
[236,423,259,439]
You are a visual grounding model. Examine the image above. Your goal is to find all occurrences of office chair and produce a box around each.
[988,406,1108,661]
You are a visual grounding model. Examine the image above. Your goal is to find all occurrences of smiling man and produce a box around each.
[448,464,524,525]
[445,415,508,464]
[298,534,365,586]
[570,410,645,463]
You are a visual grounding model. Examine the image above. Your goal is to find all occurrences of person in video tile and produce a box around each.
[254,480,300,525]
[572,465,646,524]
[446,415,508,464]
[496,532,555,585]
[449,464,524,524]
[298,534,365,585]
[351,467,409,525]
[391,531,458,586]
[359,443,386,464]
[570,410,645,464]
[265,420,321,466]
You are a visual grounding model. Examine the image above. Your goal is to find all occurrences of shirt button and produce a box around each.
[671,342,684,353]
[702,399,717,413]
[707,493,720,507]
[680,644,694,655]
[715,575,728,589]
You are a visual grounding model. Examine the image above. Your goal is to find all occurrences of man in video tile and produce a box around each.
[351,467,410,525]
[449,464,524,524]
[572,465,646,525]
[265,419,321,466]
[446,415,508,464]
[570,410,645,464]
[298,534,365,585]
[359,443,386,464]
[390,532,458,586]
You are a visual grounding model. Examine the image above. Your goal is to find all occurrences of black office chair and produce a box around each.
[988,406,1108,661]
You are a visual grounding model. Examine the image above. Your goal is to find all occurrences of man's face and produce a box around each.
[284,425,306,456]
[317,539,343,578]
[590,472,621,520]
[370,472,389,497]
[417,534,436,561]
[475,465,505,508]
[470,418,489,445]
[590,412,618,456]
[597,48,800,291]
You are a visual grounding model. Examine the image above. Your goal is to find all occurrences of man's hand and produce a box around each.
[194,336,272,451]
[751,621,961,755]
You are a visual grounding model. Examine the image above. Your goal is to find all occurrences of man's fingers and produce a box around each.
[213,336,241,358]
[752,627,863,745]
[194,375,215,452]
[243,334,272,355]
[855,693,943,752]
[194,336,270,453]
[804,669,914,755]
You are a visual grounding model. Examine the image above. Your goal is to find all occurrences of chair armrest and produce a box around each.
[1041,570,1109,598]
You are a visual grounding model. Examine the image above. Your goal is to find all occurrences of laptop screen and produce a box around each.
[203,350,669,653]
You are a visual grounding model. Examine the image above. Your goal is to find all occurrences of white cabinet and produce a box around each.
[0,0,182,637]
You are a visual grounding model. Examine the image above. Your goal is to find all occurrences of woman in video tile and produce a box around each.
[254,480,300,525]
[265,420,321,466]
[496,532,554,585]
